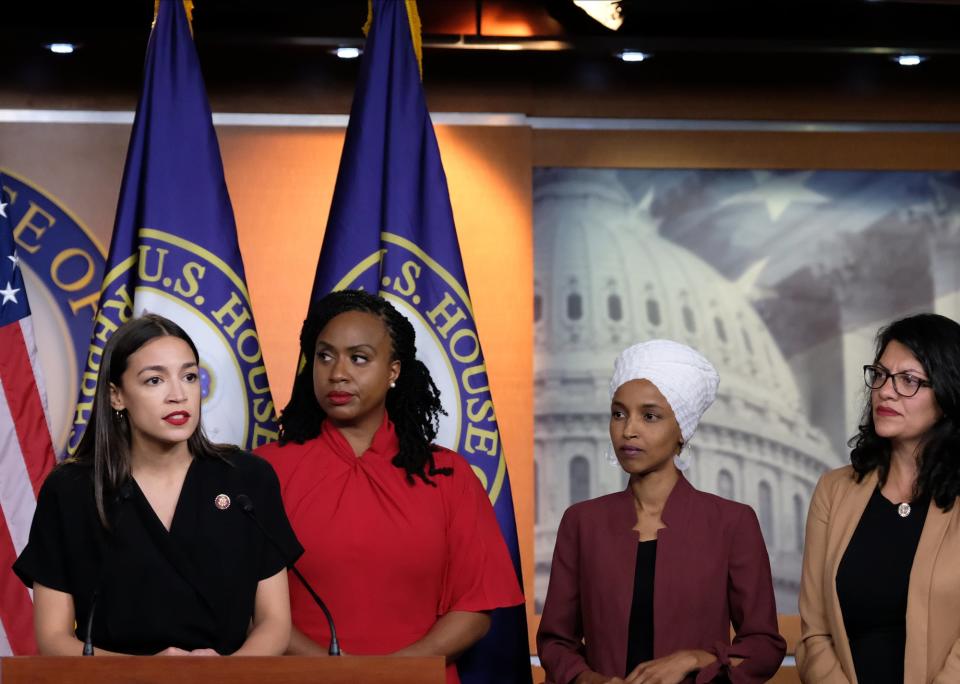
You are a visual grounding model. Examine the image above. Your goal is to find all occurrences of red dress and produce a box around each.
[256,414,524,684]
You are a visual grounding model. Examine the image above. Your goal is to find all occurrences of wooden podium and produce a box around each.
[0,655,446,683]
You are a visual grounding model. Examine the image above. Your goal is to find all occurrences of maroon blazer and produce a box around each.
[537,476,785,684]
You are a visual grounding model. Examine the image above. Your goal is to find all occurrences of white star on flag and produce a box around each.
[0,281,19,305]
[0,199,7,218]
[720,171,830,222]
[8,252,19,269]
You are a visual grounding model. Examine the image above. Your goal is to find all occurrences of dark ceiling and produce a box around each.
[2,1,959,116]
[4,1,960,51]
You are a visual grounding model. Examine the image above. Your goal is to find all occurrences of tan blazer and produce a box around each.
[796,465,960,684]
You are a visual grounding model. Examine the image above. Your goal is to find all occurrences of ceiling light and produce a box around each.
[46,43,76,55]
[619,51,651,63]
[573,1,623,31]
[335,47,361,59]
[895,54,925,66]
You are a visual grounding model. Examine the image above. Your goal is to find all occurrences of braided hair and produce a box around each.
[278,289,452,486]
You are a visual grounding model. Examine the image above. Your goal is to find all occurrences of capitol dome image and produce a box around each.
[533,168,843,613]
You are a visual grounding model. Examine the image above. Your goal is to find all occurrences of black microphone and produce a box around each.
[235,493,341,656]
[82,590,97,656]
[84,481,134,656]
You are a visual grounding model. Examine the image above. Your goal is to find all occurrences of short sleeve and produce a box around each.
[251,456,304,580]
[13,468,71,592]
[438,452,524,615]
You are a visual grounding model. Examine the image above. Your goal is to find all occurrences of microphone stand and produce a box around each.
[236,494,341,656]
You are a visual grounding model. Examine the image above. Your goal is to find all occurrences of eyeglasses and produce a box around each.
[863,365,932,398]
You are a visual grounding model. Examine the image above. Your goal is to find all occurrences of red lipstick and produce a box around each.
[327,392,353,406]
[163,411,191,426]
[876,406,900,417]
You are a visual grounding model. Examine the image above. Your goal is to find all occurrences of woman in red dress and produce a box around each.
[257,289,524,683]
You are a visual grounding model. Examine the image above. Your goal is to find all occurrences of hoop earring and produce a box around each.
[602,443,620,467]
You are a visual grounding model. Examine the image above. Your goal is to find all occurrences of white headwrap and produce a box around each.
[609,339,719,442]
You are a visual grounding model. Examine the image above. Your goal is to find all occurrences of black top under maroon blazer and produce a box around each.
[537,475,786,684]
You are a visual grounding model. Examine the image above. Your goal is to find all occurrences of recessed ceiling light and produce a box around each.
[46,43,76,55]
[335,47,361,59]
[895,54,925,66]
[619,51,651,63]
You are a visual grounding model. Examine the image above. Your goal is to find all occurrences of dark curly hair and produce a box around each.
[849,313,960,510]
[277,289,451,486]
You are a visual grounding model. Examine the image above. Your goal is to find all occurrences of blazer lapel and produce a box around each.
[652,476,693,659]
[826,469,877,681]
[904,500,952,684]
[607,490,641,676]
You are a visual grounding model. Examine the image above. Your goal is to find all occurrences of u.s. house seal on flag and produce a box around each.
[334,232,508,506]
[68,229,276,454]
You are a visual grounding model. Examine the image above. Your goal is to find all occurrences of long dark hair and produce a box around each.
[849,313,960,510]
[73,313,234,526]
[277,289,451,486]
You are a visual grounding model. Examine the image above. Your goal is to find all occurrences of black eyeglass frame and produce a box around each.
[863,364,933,398]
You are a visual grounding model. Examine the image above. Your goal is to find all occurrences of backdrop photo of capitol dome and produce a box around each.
[533,167,960,614]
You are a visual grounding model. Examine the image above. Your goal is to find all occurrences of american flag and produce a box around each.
[0,175,55,655]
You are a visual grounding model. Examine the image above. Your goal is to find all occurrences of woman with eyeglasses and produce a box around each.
[797,313,960,684]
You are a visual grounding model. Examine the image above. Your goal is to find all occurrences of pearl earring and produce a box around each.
[390,381,396,388]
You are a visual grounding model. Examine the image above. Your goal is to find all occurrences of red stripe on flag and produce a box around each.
[0,506,38,655]
[0,323,55,497]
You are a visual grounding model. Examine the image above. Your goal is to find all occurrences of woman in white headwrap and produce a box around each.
[537,340,785,684]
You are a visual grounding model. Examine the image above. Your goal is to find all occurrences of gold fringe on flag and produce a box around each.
[363,0,423,79]
[152,0,194,33]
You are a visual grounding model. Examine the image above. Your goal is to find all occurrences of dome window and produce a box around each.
[717,469,735,499]
[569,456,590,505]
[742,328,754,354]
[567,292,583,321]
[534,294,543,322]
[758,480,774,543]
[714,316,727,343]
[607,294,623,321]
[793,493,805,553]
[646,299,661,326]
[682,305,696,333]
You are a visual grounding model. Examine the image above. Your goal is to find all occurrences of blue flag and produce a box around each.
[310,2,531,682]
[68,0,277,453]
